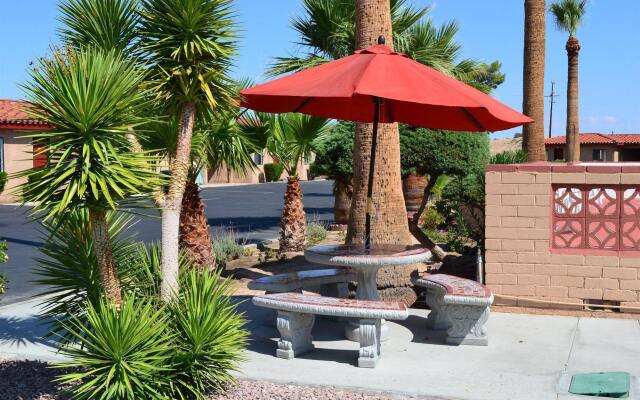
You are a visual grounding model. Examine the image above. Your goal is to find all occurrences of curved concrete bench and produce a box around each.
[253,292,408,368]
[248,268,356,297]
[414,274,493,346]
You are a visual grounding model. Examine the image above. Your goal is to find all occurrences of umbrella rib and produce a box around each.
[459,107,485,131]
[292,97,313,113]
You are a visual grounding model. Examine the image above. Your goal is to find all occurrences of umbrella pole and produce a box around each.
[365,97,381,249]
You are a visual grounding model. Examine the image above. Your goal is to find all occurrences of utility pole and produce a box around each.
[545,81,559,138]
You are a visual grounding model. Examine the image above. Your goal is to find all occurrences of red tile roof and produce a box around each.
[0,99,49,128]
[545,133,640,146]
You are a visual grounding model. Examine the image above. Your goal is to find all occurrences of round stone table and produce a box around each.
[304,244,431,341]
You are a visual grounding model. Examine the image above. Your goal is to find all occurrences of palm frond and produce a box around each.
[549,0,587,35]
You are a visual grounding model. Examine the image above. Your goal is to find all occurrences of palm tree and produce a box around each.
[256,113,330,252]
[19,48,158,307]
[138,0,239,300]
[550,0,587,162]
[269,0,505,94]
[522,0,547,161]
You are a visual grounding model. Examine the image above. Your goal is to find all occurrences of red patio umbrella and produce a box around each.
[241,36,532,247]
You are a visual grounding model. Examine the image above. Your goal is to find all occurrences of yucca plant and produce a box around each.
[166,270,247,398]
[35,209,138,344]
[138,0,240,301]
[55,296,173,400]
[58,0,139,55]
[18,47,160,307]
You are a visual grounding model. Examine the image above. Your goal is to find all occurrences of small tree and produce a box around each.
[399,126,490,258]
[19,48,158,307]
[259,113,330,252]
[139,0,239,301]
[311,122,354,225]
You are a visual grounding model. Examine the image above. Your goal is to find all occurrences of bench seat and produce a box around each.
[252,293,408,368]
[415,274,493,346]
[248,268,355,295]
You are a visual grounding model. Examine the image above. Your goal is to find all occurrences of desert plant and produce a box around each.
[34,210,138,344]
[19,47,159,307]
[0,172,7,194]
[55,296,173,400]
[138,0,239,301]
[166,270,247,398]
[306,221,328,246]
[263,163,284,182]
[211,228,245,268]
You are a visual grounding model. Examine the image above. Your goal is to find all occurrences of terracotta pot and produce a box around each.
[334,180,352,225]
[402,174,428,217]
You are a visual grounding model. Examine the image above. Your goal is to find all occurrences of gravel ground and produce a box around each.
[0,360,437,400]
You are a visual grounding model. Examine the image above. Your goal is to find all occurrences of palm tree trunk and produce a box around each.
[89,208,122,307]
[280,176,307,252]
[334,179,352,225]
[349,0,416,306]
[179,180,216,269]
[522,0,546,162]
[161,101,196,302]
[565,35,581,162]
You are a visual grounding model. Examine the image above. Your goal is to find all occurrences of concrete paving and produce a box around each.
[1,296,639,400]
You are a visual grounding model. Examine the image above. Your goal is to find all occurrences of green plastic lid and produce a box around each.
[569,372,630,398]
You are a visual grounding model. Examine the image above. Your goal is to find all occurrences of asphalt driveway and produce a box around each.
[0,180,334,305]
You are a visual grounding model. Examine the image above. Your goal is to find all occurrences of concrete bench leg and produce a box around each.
[445,305,490,346]
[357,318,381,368]
[424,290,451,330]
[276,311,315,359]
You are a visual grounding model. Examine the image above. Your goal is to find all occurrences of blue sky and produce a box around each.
[1,0,638,139]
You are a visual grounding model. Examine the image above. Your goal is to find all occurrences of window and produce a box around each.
[0,136,4,172]
[592,149,606,162]
[252,151,264,166]
[552,185,640,252]
[553,147,564,161]
[303,152,314,165]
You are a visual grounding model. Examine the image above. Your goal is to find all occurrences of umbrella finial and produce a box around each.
[377,35,385,45]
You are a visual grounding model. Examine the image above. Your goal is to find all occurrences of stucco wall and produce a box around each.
[0,129,31,203]
[206,152,310,184]
[485,162,640,313]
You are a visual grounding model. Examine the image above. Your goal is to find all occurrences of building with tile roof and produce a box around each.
[545,133,640,162]
[0,100,50,203]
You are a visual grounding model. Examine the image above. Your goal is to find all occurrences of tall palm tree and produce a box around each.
[522,0,547,161]
[255,114,330,252]
[550,0,587,162]
[138,0,239,301]
[19,48,158,307]
[269,0,505,94]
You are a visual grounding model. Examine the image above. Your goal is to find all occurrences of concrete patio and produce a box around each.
[1,296,639,400]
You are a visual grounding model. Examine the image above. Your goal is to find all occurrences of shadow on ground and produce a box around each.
[0,315,55,348]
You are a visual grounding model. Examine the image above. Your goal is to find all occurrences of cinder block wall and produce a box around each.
[485,162,640,313]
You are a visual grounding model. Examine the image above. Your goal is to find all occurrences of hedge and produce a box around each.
[264,163,284,182]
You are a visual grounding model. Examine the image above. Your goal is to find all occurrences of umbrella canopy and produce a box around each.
[240,43,532,131]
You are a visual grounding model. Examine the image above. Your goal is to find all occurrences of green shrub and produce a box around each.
[263,163,284,182]
[56,295,173,400]
[306,221,328,245]
[166,270,248,397]
[212,229,245,268]
[0,172,7,194]
[310,122,354,182]
[421,208,445,231]
[490,149,528,164]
